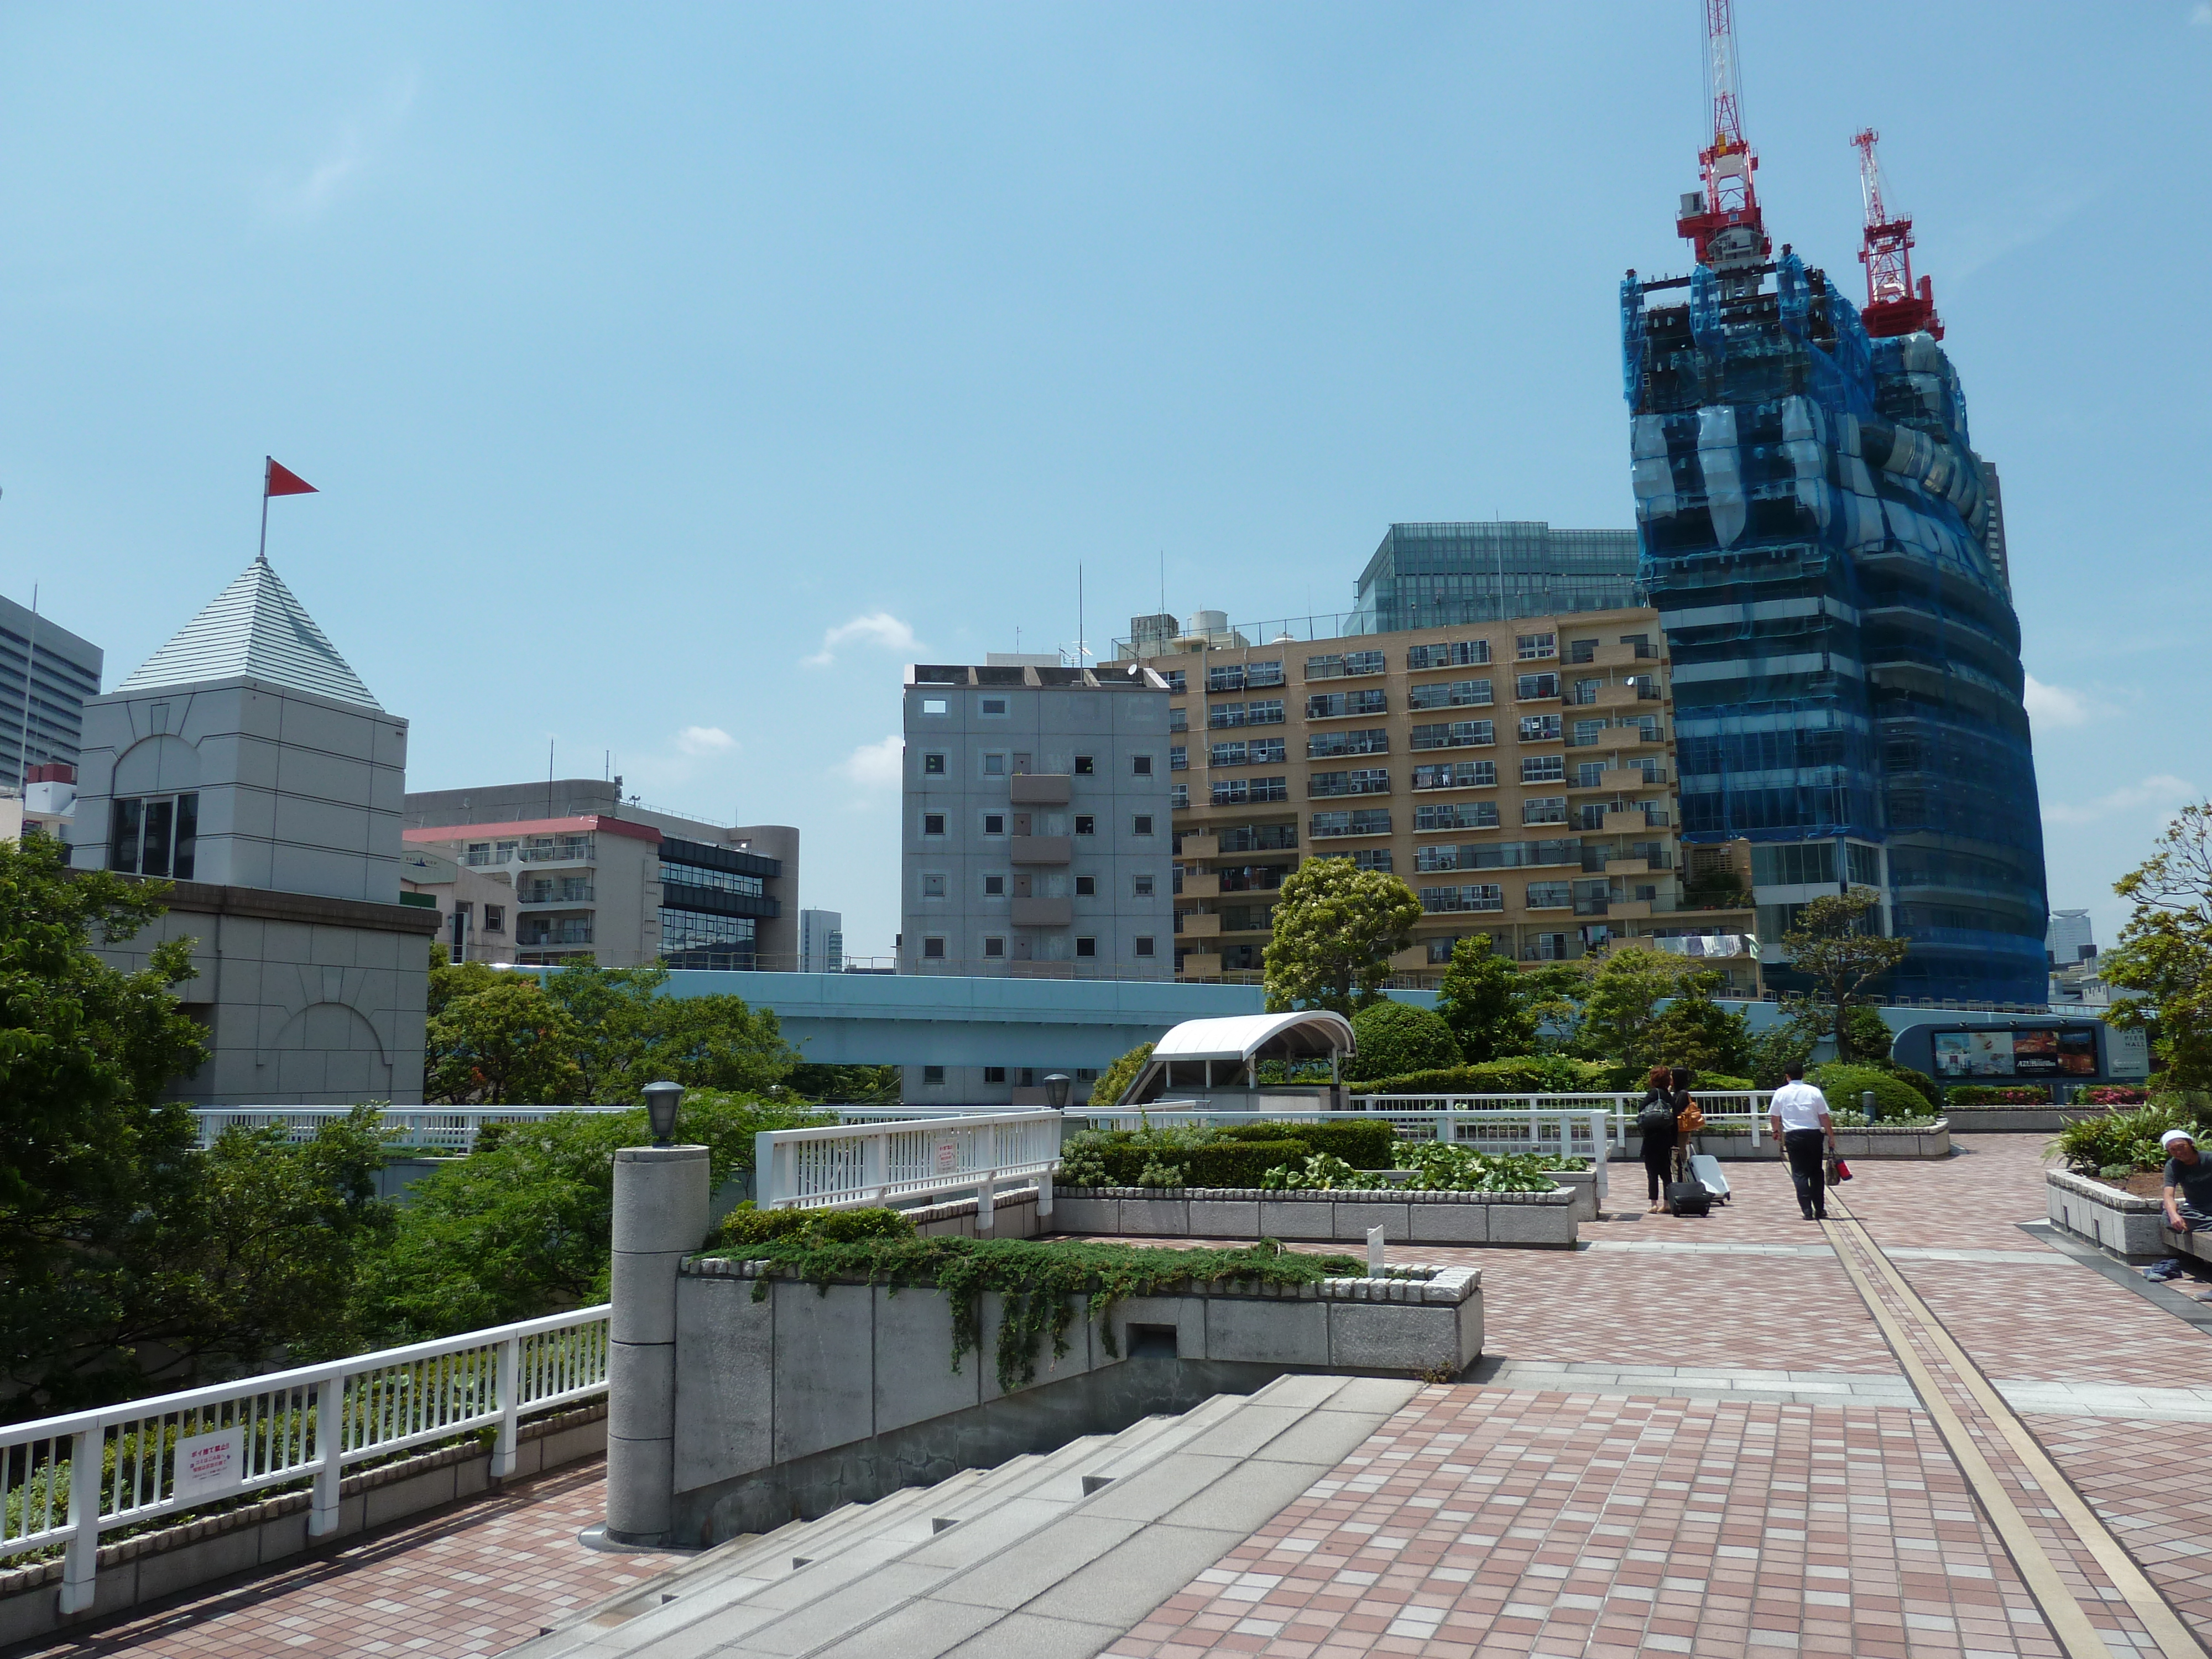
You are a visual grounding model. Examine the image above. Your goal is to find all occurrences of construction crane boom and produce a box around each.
[1676,0,1767,272]
[1851,128,1942,338]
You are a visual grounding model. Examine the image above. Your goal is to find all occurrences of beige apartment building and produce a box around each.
[1129,608,1760,993]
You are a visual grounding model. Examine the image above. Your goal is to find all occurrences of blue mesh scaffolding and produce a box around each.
[1620,254,2048,1005]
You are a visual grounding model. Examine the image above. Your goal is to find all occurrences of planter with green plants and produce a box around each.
[2043,1098,2212,1259]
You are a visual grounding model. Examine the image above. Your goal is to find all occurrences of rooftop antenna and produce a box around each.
[1851,128,1943,338]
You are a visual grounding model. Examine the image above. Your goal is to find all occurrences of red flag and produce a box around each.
[264,457,318,497]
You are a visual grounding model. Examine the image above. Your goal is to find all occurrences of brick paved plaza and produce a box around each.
[15,1134,2212,1659]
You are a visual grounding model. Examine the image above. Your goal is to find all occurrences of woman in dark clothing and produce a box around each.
[1668,1066,1700,1185]
[1636,1065,1677,1213]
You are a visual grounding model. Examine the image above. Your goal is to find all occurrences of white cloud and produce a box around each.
[2022,674,2093,728]
[674,725,737,757]
[266,69,420,218]
[838,734,904,788]
[2043,774,2197,826]
[805,612,920,669]
[2194,2,2211,25]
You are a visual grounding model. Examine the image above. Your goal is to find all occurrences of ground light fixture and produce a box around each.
[1044,1073,1072,1109]
[643,1080,685,1146]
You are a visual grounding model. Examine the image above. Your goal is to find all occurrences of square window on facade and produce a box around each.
[1133,873,1155,897]
[983,874,1006,896]
[923,813,947,836]
[924,753,946,775]
[1134,935,1156,957]
[484,906,505,932]
[983,813,1005,834]
[1075,936,1098,958]
[981,697,1008,715]
[1075,875,1096,896]
[923,1065,946,1084]
[922,937,947,959]
[1074,755,1095,775]
[1074,815,1096,835]
[1132,755,1154,776]
[1133,815,1155,836]
[922,873,947,898]
[984,1065,1008,1083]
[984,937,1006,958]
[984,753,1006,776]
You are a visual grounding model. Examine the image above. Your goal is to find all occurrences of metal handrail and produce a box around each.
[754,1109,1062,1222]
[190,1105,627,1154]
[0,1305,610,1609]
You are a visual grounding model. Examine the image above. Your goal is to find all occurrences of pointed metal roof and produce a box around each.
[115,557,382,709]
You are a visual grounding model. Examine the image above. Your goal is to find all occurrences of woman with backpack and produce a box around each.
[1635,1065,1678,1213]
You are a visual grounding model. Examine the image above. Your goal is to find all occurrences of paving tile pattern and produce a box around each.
[1105,1386,2059,1659]
[1896,1260,2212,1389]
[12,1460,643,1659]
[2025,1411,2212,1648]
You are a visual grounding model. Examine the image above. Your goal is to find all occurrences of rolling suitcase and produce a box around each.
[1688,1152,1730,1205]
[1664,1171,1712,1217]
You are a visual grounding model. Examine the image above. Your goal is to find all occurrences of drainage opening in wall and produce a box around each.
[1127,1324,1178,1358]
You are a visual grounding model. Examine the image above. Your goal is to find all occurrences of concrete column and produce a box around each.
[606,1144,710,1546]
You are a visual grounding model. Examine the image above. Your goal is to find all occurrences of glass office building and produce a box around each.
[1350,524,1641,635]
[1620,254,2047,1004]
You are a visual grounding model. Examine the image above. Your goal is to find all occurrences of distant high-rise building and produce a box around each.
[800,908,844,974]
[2046,909,2095,967]
[1,592,103,791]
[1350,524,1642,636]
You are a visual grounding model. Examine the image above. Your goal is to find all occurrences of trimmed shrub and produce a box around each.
[2080,1086,2149,1105]
[1363,1055,1618,1097]
[1944,1083,2051,1105]
[1808,1063,1936,1124]
[1344,1001,1460,1083]
[1215,1118,1398,1170]
[1880,1065,1943,1110]
[714,1204,915,1250]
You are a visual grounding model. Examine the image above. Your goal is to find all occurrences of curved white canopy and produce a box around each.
[1148,1010,1355,1064]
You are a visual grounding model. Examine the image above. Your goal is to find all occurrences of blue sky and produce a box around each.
[3,3,2206,959]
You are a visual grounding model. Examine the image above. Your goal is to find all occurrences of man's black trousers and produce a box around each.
[1783,1128,1828,1219]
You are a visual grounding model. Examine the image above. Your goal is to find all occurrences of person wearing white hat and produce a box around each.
[2161,1129,2212,1234]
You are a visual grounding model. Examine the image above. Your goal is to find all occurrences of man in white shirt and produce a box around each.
[1767,1062,1836,1222]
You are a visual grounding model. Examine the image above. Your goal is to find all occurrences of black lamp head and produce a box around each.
[643,1080,684,1145]
[1044,1072,1072,1109]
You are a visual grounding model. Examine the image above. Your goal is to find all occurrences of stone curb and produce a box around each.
[681,1255,1481,1306]
[1056,1183,1573,1206]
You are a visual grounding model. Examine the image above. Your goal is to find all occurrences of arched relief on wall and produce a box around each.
[269,1000,389,1064]
[112,733,202,796]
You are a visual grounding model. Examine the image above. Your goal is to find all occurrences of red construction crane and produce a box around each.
[1852,128,1942,338]
[1674,0,1768,270]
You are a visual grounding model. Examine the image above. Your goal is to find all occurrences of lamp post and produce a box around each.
[643,1081,684,1146]
[1044,1073,1072,1110]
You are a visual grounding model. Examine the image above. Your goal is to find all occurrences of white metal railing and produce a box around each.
[1348,1092,1777,1149]
[754,1110,1062,1224]
[0,1305,609,1610]
[189,1105,627,1154]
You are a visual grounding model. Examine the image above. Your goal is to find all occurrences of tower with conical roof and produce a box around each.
[72,558,437,1104]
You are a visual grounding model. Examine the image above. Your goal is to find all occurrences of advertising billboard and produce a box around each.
[1929,1026,2098,1079]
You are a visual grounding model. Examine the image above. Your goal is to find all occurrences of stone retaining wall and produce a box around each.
[2046,1168,2173,1260]
[1625,1120,1951,1161]
[667,1256,1481,1543]
[1049,1184,1577,1247]
[1945,1105,2113,1134]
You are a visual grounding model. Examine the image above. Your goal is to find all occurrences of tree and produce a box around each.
[2104,804,2212,1088]
[1091,1042,1154,1108]
[1434,935,1538,1062]
[1344,1001,1460,1083]
[1262,860,1421,1015]
[541,962,797,1103]
[1573,945,1725,1074]
[785,1062,901,1105]
[424,958,584,1103]
[0,834,209,1413]
[1639,972,1751,1077]
[1782,888,1910,1064]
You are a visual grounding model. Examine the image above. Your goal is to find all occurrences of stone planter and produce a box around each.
[1050,1184,1577,1248]
[665,1256,1483,1545]
[1945,1105,2115,1135]
[1625,1119,1951,1161]
[2046,1168,2173,1260]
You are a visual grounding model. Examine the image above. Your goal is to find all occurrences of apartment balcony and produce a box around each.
[1175,910,1221,938]
[1589,681,1664,709]
[1179,870,1221,899]
[1009,835,1071,866]
[519,886,595,906]
[1600,810,1650,833]
[517,922,593,947]
[1010,896,1073,928]
[1566,641,1661,669]
[1177,831,1219,860]
[1567,770,1627,794]
[1176,951,1224,978]
[1009,774,1073,806]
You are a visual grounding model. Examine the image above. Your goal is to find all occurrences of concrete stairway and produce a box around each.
[508,1371,1418,1659]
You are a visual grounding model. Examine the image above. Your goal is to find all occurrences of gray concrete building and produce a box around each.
[899,660,1174,993]
[403,780,799,971]
[71,557,438,1104]
[799,908,843,974]
[1,591,103,791]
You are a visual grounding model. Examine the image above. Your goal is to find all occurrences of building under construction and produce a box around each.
[1619,3,2047,1005]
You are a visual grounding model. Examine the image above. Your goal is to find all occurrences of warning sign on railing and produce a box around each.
[174,1427,244,1502]
[932,1138,958,1174]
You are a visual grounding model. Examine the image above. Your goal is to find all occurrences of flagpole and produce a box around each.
[258,457,270,565]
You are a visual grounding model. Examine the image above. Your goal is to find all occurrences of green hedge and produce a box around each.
[1360,1056,1619,1096]
[1344,1001,1460,1082]
[1808,1064,1936,1124]
[1063,1118,1400,1188]
[1943,1083,2051,1105]
[1212,1119,1398,1169]
[713,1204,915,1250]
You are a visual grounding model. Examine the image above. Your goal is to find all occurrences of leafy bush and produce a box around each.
[2080,1086,2148,1105]
[1091,1042,1154,1108]
[1213,1119,1398,1169]
[1261,1154,1385,1191]
[1881,1065,1943,1110]
[1687,1073,1756,1093]
[1944,1083,2052,1105]
[1344,1001,1460,1083]
[714,1204,915,1250]
[1361,1055,1617,1097]
[1391,1143,1566,1192]
[2049,1098,2212,1175]
[1060,1119,1397,1188]
[1808,1064,1937,1125]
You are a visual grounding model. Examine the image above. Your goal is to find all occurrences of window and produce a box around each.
[1171,783,1190,809]
[1134,935,1156,957]
[1163,669,1187,692]
[983,936,1008,960]
[1412,760,1497,791]
[1075,875,1097,896]
[1168,707,1188,732]
[983,813,1006,835]
[1207,664,1245,692]
[1408,679,1493,710]
[1415,800,1500,831]
[922,813,947,836]
[1521,755,1566,784]
[1076,936,1098,958]
[922,937,947,959]
[922,873,947,898]
[1751,843,1838,886]
[1516,672,1561,701]
[980,696,1008,715]
[1516,632,1558,660]
[1411,721,1492,750]
[1074,814,1097,835]
[1408,640,1491,669]
[1527,881,1571,909]
[1421,884,1504,913]
[1567,638,1600,665]
[483,905,505,933]
[1074,755,1095,775]
[924,753,946,775]
[1133,815,1155,836]
[1577,761,1607,787]
[1210,776,1287,805]
[983,753,1006,776]
[923,1065,946,1084]
[661,860,764,897]
[108,793,199,879]
[984,1065,1008,1083]
[1306,689,1387,719]
[1519,713,1562,742]
[1132,754,1153,776]
[1847,842,1882,886]
[659,909,750,961]
[921,698,948,715]
[1245,660,1285,688]
[1307,728,1388,759]
[1169,745,1187,770]
[1133,873,1155,896]
[1522,796,1568,825]
[1350,849,1394,873]
[983,874,1006,896]
[1571,678,1603,706]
